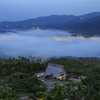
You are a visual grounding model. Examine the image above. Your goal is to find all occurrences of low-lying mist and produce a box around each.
[0,29,100,58]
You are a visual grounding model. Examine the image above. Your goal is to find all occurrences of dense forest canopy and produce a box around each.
[0,57,100,99]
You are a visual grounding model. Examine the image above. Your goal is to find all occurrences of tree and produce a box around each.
[0,84,18,100]
[51,83,67,100]
[36,81,87,100]
[64,81,87,100]
[91,93,100,100]
[36,83,66,100]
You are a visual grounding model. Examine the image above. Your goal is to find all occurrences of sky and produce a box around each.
[0,0,100,22]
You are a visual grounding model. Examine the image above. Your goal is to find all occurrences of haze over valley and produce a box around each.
[0,29,100,58]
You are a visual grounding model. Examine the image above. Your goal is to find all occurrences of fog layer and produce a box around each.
[0,29,100,58]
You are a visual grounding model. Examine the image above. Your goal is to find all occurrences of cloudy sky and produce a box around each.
[0,0,100,22]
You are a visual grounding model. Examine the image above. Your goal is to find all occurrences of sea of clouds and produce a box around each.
[0,29,100,58]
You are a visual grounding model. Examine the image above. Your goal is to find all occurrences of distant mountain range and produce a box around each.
[0,12,100,36]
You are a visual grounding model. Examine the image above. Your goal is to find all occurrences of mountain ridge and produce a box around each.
[0,12,100,36]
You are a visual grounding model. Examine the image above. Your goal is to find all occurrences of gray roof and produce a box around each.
[45,63,63,78]
[69,78,79,83]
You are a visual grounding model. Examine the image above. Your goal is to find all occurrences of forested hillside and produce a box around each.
[0,57,100,99]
